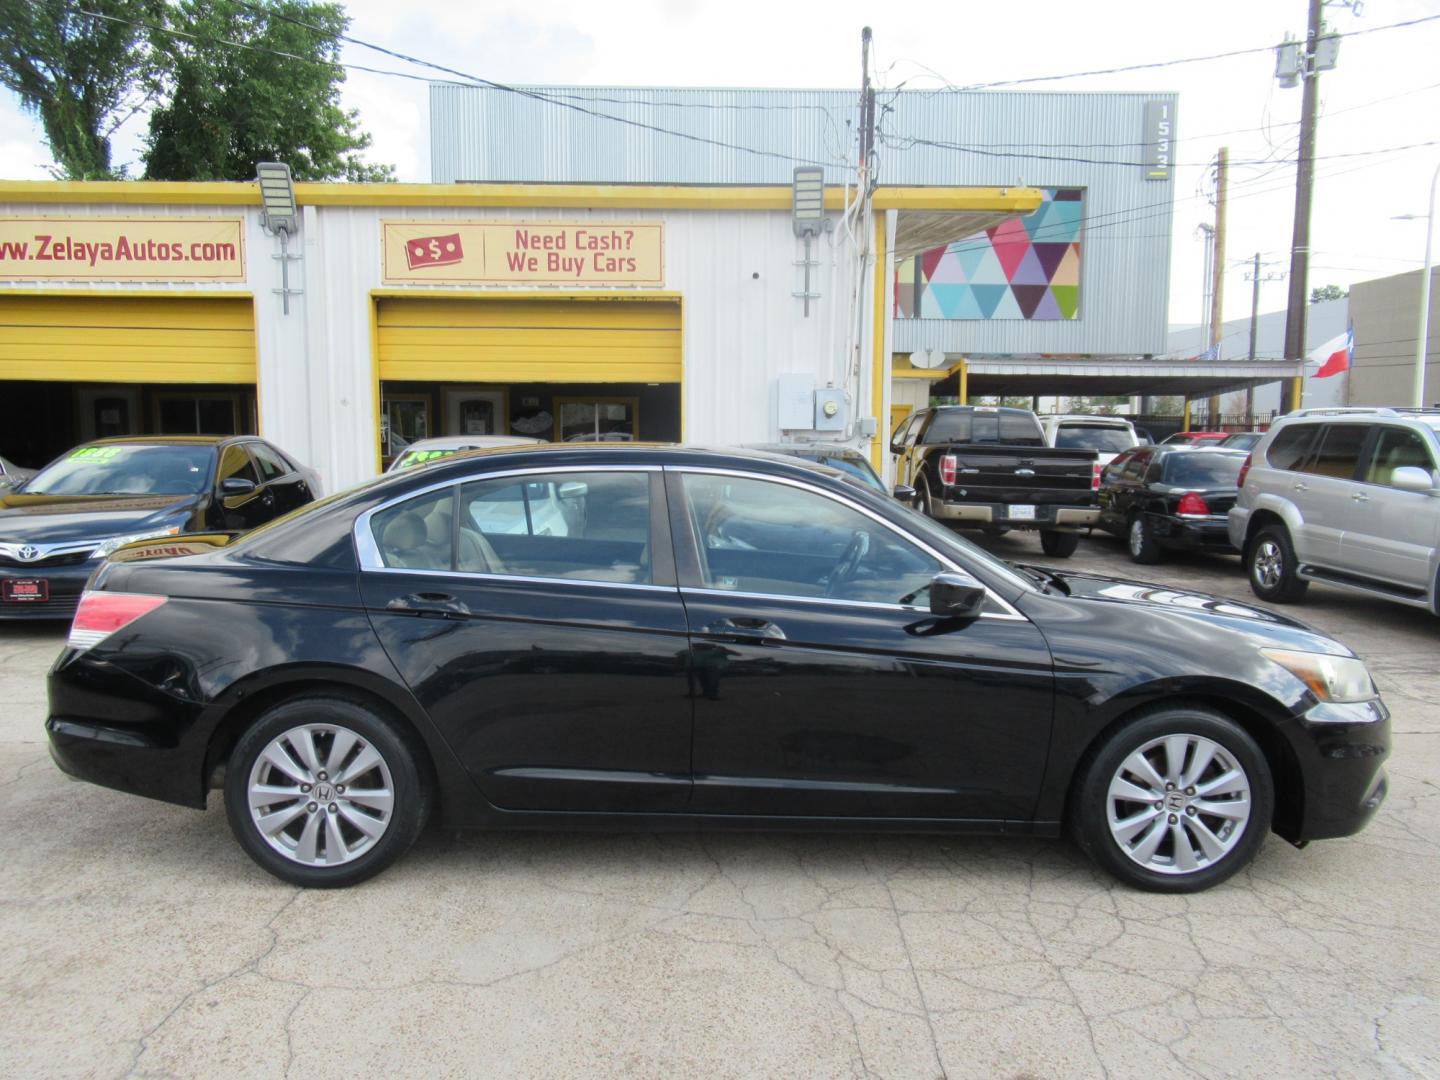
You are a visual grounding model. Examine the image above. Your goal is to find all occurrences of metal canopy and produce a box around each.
[930,357,1305,399]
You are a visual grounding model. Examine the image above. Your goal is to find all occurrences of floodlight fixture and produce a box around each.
[792,167,827,237]
[256,161,298,236]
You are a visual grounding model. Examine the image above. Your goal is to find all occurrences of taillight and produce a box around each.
[1176,492,1210,516]
[1092,462,1102,490]
[1237,453,1252,488]
[68,591,167,651]
[939,454,958,486]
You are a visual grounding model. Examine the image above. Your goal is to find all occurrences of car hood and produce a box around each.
[1018,564,1351,655]
[0,493,201,544]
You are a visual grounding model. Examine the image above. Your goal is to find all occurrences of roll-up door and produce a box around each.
[0,295,257,384]
[377,298,681,384]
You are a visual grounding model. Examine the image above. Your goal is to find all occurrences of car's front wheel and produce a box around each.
[224,695,430,888]
[1070,705,1273,892]
[1246,524,1308,603]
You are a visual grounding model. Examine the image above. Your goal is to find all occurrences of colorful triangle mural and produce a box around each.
[895,187,1083,320]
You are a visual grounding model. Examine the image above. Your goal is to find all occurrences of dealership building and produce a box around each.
[0,86,1298,490]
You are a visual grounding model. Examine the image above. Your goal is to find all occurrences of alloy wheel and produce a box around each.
[1128,518,1146,558]
[1253,538,1283,589]
[246,723,395,866]
[1105,733,1252,875]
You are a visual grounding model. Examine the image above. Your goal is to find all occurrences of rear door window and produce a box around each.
[370,489,456,571]
[1302,425,1371,480]
[1364,426,1437,487]
[250,443,291,482]
[1265,424,1319,471]
[1055,425,1133,453]
[218,444,260,487]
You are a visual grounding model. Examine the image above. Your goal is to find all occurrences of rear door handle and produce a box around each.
[1293,481,1309,492]
[1351,491,1370,502]
[700,617,787,644]
[386,592,470,618]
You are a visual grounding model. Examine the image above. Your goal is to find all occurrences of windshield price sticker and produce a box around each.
[69,447,123,462]
[403,449,458,465]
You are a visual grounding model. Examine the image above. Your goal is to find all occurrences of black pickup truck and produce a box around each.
[890,405,1101,557]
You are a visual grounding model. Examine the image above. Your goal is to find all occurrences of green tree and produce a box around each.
[1065,394,1129,416]
[0,0,165,179]
[1310,284,1348,304]
[143,0,393,182]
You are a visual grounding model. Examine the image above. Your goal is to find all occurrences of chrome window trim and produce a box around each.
[359,565,677,594]
[667,465,1027,621]
[681,586,1025,621]
[354,464,662,580]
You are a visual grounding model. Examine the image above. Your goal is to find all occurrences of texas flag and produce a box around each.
[1311,325,1353,379]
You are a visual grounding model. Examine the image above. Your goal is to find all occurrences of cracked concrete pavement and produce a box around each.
[1,534,1437,1078]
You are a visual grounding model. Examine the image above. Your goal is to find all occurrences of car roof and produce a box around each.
[742,442,867,459]
[83,435,249,447]
[400,435,542,451]
[1043,414,1134,425]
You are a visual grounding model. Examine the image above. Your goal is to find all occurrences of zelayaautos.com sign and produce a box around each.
[0,217,245,281]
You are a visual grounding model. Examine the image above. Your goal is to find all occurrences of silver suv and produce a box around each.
[1228,407,1440,613]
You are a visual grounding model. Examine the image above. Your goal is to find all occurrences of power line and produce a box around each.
[71,3,846,171]
[926,13,1440,92]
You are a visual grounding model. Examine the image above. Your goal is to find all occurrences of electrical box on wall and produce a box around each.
[776,374,815,430]
[814,388,846,431]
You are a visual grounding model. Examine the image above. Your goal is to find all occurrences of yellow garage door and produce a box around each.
[0,295,256,383]
[377,297,681,383]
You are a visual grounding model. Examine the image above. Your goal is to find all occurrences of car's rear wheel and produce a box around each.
[1246,524,1308,603]
[224,696,430,888]
[1039,529,1079,558]
[1127,514,1162,564]
[1070,705,1273,892]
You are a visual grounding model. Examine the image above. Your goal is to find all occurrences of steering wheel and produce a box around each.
[825,529,870,597]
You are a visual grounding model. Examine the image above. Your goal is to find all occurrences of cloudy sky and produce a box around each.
[3,0,1438,332]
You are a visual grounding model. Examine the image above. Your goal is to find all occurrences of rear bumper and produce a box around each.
[932,501,1099,529]
[0,562,93,620]
[1153,515,1237,553]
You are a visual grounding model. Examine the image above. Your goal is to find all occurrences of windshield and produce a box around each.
[22,444,215,496]
[817,454,886,493]
[1055,425,1133,452]
[1162,453,1245,488]
[886,497,1036,595]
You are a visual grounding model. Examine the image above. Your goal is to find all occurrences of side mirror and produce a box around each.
[892,484,916,502]
[890,441,904,455]
[221,477,256,496]
[929,571,987,619]
[1391,466,1439,494]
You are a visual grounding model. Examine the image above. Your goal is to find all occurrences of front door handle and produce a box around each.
[1293,481,1309,492]
[1351,491,1370,503]
[386,592,470,618]
[700,617,787,644]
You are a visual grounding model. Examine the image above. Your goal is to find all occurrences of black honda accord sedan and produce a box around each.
[46,445,1389,891]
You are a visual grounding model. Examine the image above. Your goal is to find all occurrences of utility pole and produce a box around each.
[1245,253,1286,424]
[1280,0,1325,413]
[1207,147,1229,425]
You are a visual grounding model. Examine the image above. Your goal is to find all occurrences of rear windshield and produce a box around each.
[21,444,216,496]
[1161,453,1245,488]
[925,410,1044,446]
[1055,425,1133,452]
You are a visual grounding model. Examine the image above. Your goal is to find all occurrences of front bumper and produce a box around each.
[931,501,1100,529]
[1227,505,1250,550]
[0,560,95,620]
[1283,697,1390,843]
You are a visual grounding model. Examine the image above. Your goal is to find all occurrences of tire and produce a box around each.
[224,695,431,888]
[1126,514,1163,565]
[1246,524,1309,603]
[1039,529,1080,558]
[1069,704,1274,893]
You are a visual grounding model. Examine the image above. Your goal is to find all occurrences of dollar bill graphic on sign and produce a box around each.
[404,233,465,270]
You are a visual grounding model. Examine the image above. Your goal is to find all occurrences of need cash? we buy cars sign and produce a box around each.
[381,222,664,286]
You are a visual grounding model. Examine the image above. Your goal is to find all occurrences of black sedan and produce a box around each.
[1097,446,1248,564]
[0,436,319,619]
[47,445,1388,892]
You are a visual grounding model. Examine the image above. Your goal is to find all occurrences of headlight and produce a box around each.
[1261,648,1377,703]
[91,526,182,560]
